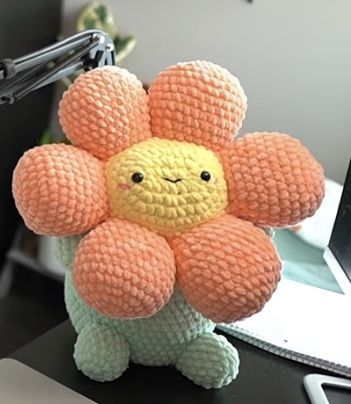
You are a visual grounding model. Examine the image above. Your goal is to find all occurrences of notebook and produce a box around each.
[218,278,351,377]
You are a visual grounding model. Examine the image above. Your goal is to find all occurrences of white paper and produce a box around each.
[220,278,351,370]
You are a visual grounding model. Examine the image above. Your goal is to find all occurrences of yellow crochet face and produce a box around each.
[106,138,228,236]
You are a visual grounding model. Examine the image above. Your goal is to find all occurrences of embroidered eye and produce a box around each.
[131,172,144,183]
[200,171,211,182]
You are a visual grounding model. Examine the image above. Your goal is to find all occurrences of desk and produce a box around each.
[10,321,330,404]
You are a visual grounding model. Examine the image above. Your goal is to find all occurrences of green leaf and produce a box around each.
[39,129,54,145]
[82,16,97,30]
[114,35,137,63]
[95,4,108,23]
[77,1,117,38]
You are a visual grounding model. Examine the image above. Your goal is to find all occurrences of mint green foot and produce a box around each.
[175,333,239,389]
[74,324,130,382]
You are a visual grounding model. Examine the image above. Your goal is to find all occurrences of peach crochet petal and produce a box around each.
[12,144,108,236]
[148,61,247,151]
[170,215,281,323]
[220,132,325,227]
[73,218,176,319]
[59,66,151,160]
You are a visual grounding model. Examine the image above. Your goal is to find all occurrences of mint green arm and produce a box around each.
[56,235,84,271]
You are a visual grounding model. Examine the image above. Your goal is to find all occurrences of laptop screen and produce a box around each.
[328,157,351,284]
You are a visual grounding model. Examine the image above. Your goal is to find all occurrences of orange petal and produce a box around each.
[12,144,108,236]
[73,218,176,319]
[170,215,281,323]
[59,66,151,160]
[148,61,247,151]
[220,132,325,227]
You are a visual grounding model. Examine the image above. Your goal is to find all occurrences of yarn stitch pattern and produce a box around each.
[12,61,324,388]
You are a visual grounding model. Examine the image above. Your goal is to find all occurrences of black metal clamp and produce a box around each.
[0,29,115,105]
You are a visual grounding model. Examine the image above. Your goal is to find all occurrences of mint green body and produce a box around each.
[59,236,239,388]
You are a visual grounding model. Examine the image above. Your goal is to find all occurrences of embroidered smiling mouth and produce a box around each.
[163,178,182,183]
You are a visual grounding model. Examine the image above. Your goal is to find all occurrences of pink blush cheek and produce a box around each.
[118,183,131,191]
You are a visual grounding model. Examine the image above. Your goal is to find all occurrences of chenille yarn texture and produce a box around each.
[12,61,325,389]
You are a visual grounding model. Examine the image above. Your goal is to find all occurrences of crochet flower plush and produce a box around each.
[12,61,324,389]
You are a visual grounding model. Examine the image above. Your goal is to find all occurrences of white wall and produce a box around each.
[62,0,351,183]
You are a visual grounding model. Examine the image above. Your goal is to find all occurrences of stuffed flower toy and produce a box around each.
[12,61,324,389]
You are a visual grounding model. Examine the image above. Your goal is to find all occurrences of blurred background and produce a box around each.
[63,0,351,184]
[0,0,350,356]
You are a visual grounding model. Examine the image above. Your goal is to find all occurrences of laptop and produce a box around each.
[0,359,94,403]
[324,157,351,295]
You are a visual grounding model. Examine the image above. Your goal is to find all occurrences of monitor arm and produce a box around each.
[0,29,115,105]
